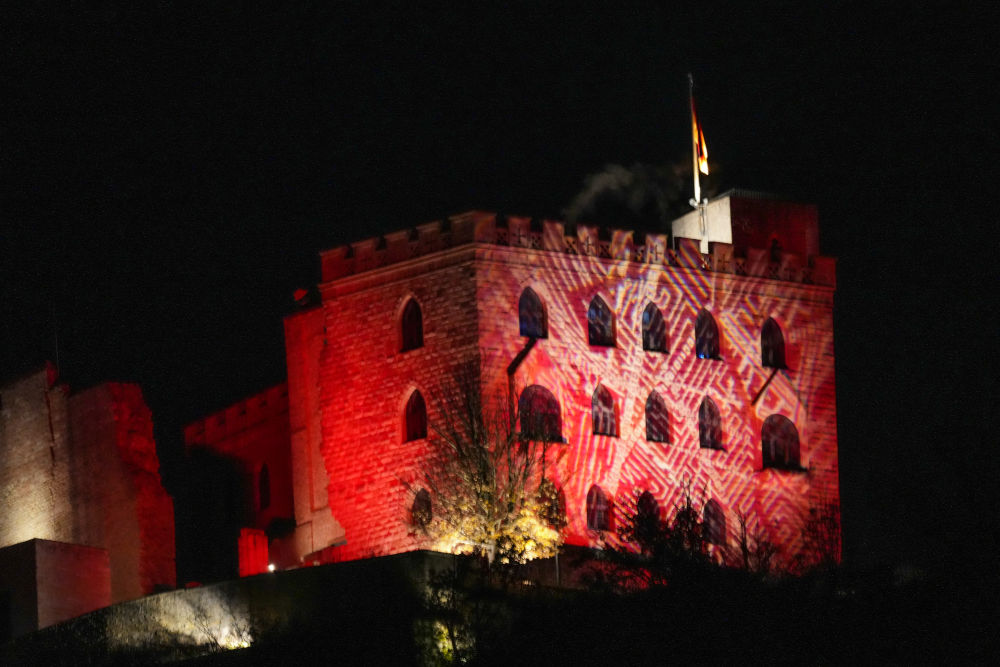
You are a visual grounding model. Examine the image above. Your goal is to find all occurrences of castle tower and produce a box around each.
[286,193,839,567]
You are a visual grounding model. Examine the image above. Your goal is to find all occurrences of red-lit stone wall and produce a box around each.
[317,247,481,560]
[474,240,838,565]
[308,206,839,567]
[284,306,345,561]
[68,382,176,600]
[237,527,269,577]
[33,539,112,632]
[729,195,820,258]
[0,539,111,638]
[184,384,294,533]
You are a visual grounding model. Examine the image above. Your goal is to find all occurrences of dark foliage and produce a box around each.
[583,486,720,593]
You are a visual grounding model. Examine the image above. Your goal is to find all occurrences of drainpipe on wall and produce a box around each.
[505,337,537,426]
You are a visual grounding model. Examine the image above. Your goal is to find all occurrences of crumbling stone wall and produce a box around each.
[0,366,75,548]
[68,382,176,600]
[0,367,175,603]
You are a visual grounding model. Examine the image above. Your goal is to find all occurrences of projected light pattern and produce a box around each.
[471,219,838,568]
[314,210,838,567]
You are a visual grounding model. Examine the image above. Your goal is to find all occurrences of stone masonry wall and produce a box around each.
[0,366,75,549]
[474,243,838,566]
[33,539,111,632]
[284,306,344,561]
[317,249,481,560]
[184,384,294,534]
[309,207,839,567]
[68,382,176,601]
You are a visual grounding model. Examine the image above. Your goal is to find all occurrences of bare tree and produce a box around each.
[411,363,566,566]
[734,510,778,576]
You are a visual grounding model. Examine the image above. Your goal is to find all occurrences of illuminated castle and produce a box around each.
[186,190,840,572]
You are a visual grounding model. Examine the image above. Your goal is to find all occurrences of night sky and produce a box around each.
[3,4,995,573]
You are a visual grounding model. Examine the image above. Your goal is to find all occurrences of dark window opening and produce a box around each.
[412,488,432,529]
[645,391,670,443]
[401,299,423,352]
[587,296,615,346]
[699,397,723,450]
[703,500,726,545]
[761,317,786,368]
[695,309,721,360]
[642,302,668,352]
[404,391,427,441]
[258,464,271,511]
[591,385,617,436]
[518,287,547,338]
[762,414,801,469]
[586,484,610,531]
[518,385,561,441]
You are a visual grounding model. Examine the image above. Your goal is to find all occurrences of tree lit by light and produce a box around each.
[414,368,567,565]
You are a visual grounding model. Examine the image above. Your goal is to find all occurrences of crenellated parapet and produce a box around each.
[320,205,836,287]
[184,383,289,451]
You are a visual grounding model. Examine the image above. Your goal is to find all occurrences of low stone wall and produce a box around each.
[1,550,459,664]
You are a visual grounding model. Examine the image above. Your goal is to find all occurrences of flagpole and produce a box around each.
[689,73,702,207]
[688,73,710,252]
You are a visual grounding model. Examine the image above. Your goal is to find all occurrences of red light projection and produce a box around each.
[238,528,269,577]
[309,203,839,569]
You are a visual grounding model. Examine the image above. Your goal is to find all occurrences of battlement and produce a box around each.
[319,199,835,287]
[184,383,289,453]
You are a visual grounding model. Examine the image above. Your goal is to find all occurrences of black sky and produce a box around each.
[3,3,996,572]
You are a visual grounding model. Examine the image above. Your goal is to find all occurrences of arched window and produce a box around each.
[761,317,786,368]
[698,396,723,450]
[518,385,561,442]
[404,390,427,441]
[591,385,617,436]
[587,296,615,346]
[400,298,423,352]
[586,484,610,531]
[762,414,801,469]
[703,500,726,545]
[695,309,720,360]
[641,302,668,352]
[518,287,547,338]
[258,464,270,511]
[412,488,432,529]
[645,391,670,443]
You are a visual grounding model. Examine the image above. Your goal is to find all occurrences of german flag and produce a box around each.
[691,96,709,175]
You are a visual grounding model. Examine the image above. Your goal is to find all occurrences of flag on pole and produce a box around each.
[691,98,709,175]
[688,73,709,206]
